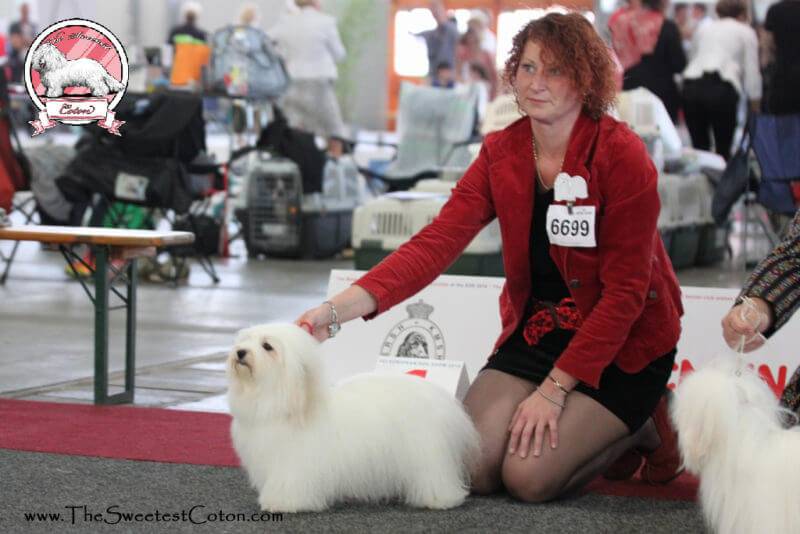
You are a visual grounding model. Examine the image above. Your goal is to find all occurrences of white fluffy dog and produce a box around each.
[32,44,125,97]
[672,357,800,534]
[227,323,480,513]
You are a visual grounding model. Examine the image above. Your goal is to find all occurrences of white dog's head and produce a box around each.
[31,43,67,73]
[671,357,781,474]
[227,323,324,423]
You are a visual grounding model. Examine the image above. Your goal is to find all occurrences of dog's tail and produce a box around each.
[103,72,125,94]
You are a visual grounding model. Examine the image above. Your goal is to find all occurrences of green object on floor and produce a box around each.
[102,203,155,230]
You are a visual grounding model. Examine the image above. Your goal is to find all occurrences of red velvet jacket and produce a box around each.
[355,113,683,388]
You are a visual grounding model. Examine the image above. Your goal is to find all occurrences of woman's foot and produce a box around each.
[640,392,684,484]
[602,448,643,480]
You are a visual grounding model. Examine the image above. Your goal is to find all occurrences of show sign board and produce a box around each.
[322,270,798,398]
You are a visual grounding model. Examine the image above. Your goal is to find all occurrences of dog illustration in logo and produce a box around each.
[32,43,124,98]
[396,332,430,359]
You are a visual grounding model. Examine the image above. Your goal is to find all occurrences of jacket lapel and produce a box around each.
[550,113,601,268]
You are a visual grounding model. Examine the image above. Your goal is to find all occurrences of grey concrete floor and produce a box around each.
[0,235,350,406]
[0,207,771,409]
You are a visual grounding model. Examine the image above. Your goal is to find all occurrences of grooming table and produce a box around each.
[0,225,194,404]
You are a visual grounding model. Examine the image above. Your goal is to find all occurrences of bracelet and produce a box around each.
[537,389,566,409]
[323,301,340,338]
[547,375,570,395]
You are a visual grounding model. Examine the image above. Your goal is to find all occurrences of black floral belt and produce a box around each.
[523,297,583,346]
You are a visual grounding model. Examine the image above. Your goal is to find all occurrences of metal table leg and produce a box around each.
[91,245,135,405]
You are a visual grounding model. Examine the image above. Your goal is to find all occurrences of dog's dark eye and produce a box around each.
[262,342,273,351]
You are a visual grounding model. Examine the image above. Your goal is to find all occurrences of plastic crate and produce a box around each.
[352,192,503,276]
[695,222,730,266]
[238,155,362,258]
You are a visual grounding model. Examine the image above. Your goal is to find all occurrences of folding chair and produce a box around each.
[355,82,482,191]
[56,91,223,284]
[0,191,37,283]
[741,112,800,265]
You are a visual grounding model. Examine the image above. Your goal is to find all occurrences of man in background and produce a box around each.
[167,2,207,44]
[7,2,36,83]
[419,0,459,83]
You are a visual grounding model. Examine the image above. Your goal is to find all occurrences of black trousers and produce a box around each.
[682,72,740,160]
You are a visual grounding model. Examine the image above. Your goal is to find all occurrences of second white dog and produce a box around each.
[671,357,800,534]
[227,323,480,513]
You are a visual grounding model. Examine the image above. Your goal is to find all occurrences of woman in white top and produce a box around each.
[269,0,347,142]
[681,0,761,160]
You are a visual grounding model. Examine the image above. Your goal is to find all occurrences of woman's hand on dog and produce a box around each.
[295,306,332,342]
[507,385,565,459]
[295,286,379,342]
[721,297,772,352]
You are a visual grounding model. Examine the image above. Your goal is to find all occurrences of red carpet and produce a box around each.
[0,398,697,501]
[0,398,240,467]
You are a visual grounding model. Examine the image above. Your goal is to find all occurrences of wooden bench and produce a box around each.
[0,225,194,404]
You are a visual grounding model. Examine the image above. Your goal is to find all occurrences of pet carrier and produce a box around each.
[351,192,503,276]
[692,172,730,266]
[664,173,705,269]
[657,172,680,254]
[232,150,359,258]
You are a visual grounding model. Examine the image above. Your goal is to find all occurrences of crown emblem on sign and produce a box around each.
[406,300,434,320]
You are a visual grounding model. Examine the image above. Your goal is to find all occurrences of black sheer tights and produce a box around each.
[463,369,659,502]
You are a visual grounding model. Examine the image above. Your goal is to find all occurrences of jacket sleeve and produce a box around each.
[738,208,800,337]
[554,138,661,388]
[325,18,346,63]
[354,142,496,318]
[742,27,763,101]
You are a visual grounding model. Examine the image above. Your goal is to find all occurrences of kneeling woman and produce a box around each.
[297,12,683,502]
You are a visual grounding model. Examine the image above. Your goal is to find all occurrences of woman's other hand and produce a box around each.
[507,384,566,459]
[721,296,772,352]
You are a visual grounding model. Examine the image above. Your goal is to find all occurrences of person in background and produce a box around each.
[269,0,347,151]
[468,9,497,57]
[467,62,492,122]
[297,12,684,502]
[672,3,693,54]
[721,208,800,417]
[610,0,687,122]
[431,60,455,89]
[238,3,260,27]
[682,0,761,160]
[761,0,800,114]
[455,28,497,98]
[7,2,36,83]
[167,2,207,44]
[418,0,459,83]
[691,4,712,35]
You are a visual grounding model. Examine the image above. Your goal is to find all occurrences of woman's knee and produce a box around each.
[501,459,564,503]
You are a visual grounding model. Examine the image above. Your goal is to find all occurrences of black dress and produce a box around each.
[622,18,687,123]
[483,187,675,432]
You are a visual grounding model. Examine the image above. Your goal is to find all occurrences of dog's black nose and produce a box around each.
[236,349,247,360]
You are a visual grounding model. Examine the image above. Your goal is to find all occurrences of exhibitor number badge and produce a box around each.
[546,204,596,248]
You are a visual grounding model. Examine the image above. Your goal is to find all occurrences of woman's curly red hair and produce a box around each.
[503,13,617,120]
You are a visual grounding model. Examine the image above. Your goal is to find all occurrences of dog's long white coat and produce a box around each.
[227,323,480,513]
[672,358,800,534]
